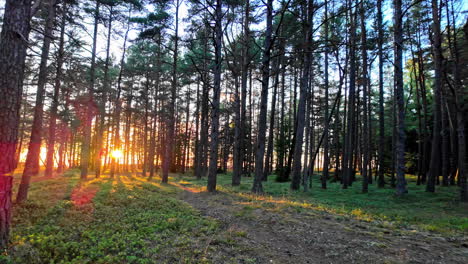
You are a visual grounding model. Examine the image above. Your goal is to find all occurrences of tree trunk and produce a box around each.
[45,2,66,178]
[110,7,131,178]
[393,0,407,195]
[426,0,443,193]
[162,0,180,183]
[376,0,385,188]
[17,0,57,202]
[360,0,369,193]
[342,2,357,189]
[207,0,223,192]
[321,0,330,189]
[291,0,313,191]
[252,0,273,194]
[95,5,113,179]
[264,38,284,181]
[80,1,99,180]
[233,0,250,186]
[0,0,32,246]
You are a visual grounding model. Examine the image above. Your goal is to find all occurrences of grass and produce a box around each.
[3,169,467,263]
[2,170,221,264]
[178,172,468,235]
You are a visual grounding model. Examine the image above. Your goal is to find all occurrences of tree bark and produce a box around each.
[252,0,273,194]
[0,0,32,247]
[426,0,443,193]
[80,1,99,180]
[291,0,313,191]
[207,0,223,192]
[17,0,57,202]
[393,0,407,195]
[45,3,66,177]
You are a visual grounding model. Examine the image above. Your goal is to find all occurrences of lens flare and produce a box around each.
[110,149,123,159]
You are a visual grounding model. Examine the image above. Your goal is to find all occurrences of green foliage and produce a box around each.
[4,171,219,263]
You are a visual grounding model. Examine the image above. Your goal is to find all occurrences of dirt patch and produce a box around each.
[179,189,468,264]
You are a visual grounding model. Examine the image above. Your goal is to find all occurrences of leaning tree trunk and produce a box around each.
[17,0,57,203]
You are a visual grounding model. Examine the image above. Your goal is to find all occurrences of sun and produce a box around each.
[110,149,123,159]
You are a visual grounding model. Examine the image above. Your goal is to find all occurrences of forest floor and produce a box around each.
[2,169,468,263]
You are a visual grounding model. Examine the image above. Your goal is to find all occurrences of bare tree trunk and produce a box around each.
[321,0,330,189]
[162,0,180,183]
[207,0,223,192]
[393,0,407,195]
[95,5,113,179]
[0,0,32,247]
[110,7,131,178]
[233,0,250,186]
[360,0,369,193]
[291,0,313,191]
[342,1,357,189]
[252,0,273,194]
[264,38,284,181]
[376,0,385,188]
[17,0,57,202]
[45,2,66,177]
[81,1,99,180]
[426,0,443,193]
[195,23,210,180]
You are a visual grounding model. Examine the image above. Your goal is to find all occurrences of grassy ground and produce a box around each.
[3,170,223,264]
[3,169,467,263]
[179,172,468,235]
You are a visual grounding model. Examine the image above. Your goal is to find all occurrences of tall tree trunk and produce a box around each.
[291,0,313,191]
[80,1,99,180]
[0,0,32,248]
[393,0,407,195]
[426,0,443,193]
[252,0,273,193]
[233,0,250,186]
[342,2,357,189]
[207,0,223,192]
[321,0,329,189]
[162,0,180,183]
[95,5,113,179]
[110,7,131,178]
[195,23,210,180]
[45,2,66,177]
[264,38,284,181]
[377,0,385,188]
[17,0,57,202]
[360,0,369,193]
